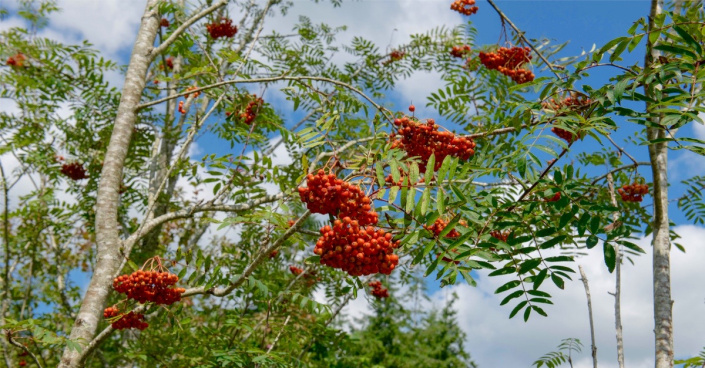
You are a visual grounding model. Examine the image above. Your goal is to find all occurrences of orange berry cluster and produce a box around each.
[425,218,460,239]
[160,18,169,27]
[159,56,174,71]
[551,126,583,143]
[184,86,200,99]
[61,162,87,181]
[298,170,379,226]
[112,270,185,305]
[289,265,304,275]
[383,50,405,65]
[618,182,648,202]
[450,0,478,15]
[450,45,472,58]
[542,95,592,110]
[368,280,389,298]
[314,219,400,276]
[19,360,26,367]
[6,53,26,67]
[390,117,476,172]
[178,100,186,114]
[490,230,509,242]
[104,307,148,330]
[384,168,424,187]
[206,17,238,39]
[545,192,561,202]
[240,95,263,125]
[479,47,534,84]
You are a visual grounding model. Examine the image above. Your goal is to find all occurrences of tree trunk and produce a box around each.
[58,1,161,367]
[644,0,674,367]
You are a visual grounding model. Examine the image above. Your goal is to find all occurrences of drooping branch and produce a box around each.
[149,1,227,61]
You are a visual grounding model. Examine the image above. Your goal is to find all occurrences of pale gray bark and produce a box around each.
[57,2,162,367]
[607,173,625,368]
[579,265,598,368]
[644,1,674,367]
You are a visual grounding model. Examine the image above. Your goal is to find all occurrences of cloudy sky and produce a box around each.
[2,0,705,367]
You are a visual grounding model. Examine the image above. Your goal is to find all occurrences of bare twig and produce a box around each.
[579,265,598,368]
[607,173,625,368]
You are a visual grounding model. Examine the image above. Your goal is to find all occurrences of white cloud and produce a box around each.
[421,225,705,367]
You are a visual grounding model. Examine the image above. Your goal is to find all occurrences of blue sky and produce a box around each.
[2,1,704,367]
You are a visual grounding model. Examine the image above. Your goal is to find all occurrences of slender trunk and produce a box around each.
[644,1,674,367]
[607,173,625,368]
[57,2,161,367]
[578,266,598,368]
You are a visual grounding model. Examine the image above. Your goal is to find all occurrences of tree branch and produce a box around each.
[149,1,226,61]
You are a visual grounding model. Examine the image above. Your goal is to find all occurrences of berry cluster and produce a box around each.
[160,56,174,71]
[269,250,279,258]
[178,100,186,114]
[112,269,185,305]
[450,0,478,15]
[185,86,200,99]
[368,280,389,299]
[551,126,583,143]
[19,360,26,367]
[545,192,561,202]
[383,50,405,65]
[61,162,88,181]
[390,117,476,172]
[104,307,148,330]
[384,168,424,187]
[542,95,592,110]
[425,218,460,239]
[618,182,648,202]
[479,47,534,84]
[314,219,400,276]
[298,170,379,226]
[206,17,238,39]
[160,18,169,27]
[6,53,26,67]
[240,95,263,125]
[450,45,472,58]
[289,265,304,275]
[490,230,509,242]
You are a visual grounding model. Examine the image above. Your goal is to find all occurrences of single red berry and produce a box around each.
[409,105,415,112]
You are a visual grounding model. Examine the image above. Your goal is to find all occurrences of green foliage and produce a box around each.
[532,338,583,368]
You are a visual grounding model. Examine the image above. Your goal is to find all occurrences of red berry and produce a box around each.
[408,105,415,112]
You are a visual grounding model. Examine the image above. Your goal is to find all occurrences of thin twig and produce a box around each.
[578,265,598,368]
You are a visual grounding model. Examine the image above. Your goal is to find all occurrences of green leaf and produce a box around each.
[495,280,521,294]
[437,190,446,213]
[551,273,565,289]
[586,235,599,249]
[500,290,524,306]
[375,164,385,187]
[540,235,567,249]
[425,154,435,184]
[509,300,528,319]
[489,266,516,277]
[524,304,532,321]
[531,305,548,317]
[604,242,616,273]
[533,268,549,290]
[673,25,702,56]
[519,258,541,274]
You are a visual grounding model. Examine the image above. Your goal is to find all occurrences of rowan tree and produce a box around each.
[0,0,704,367]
